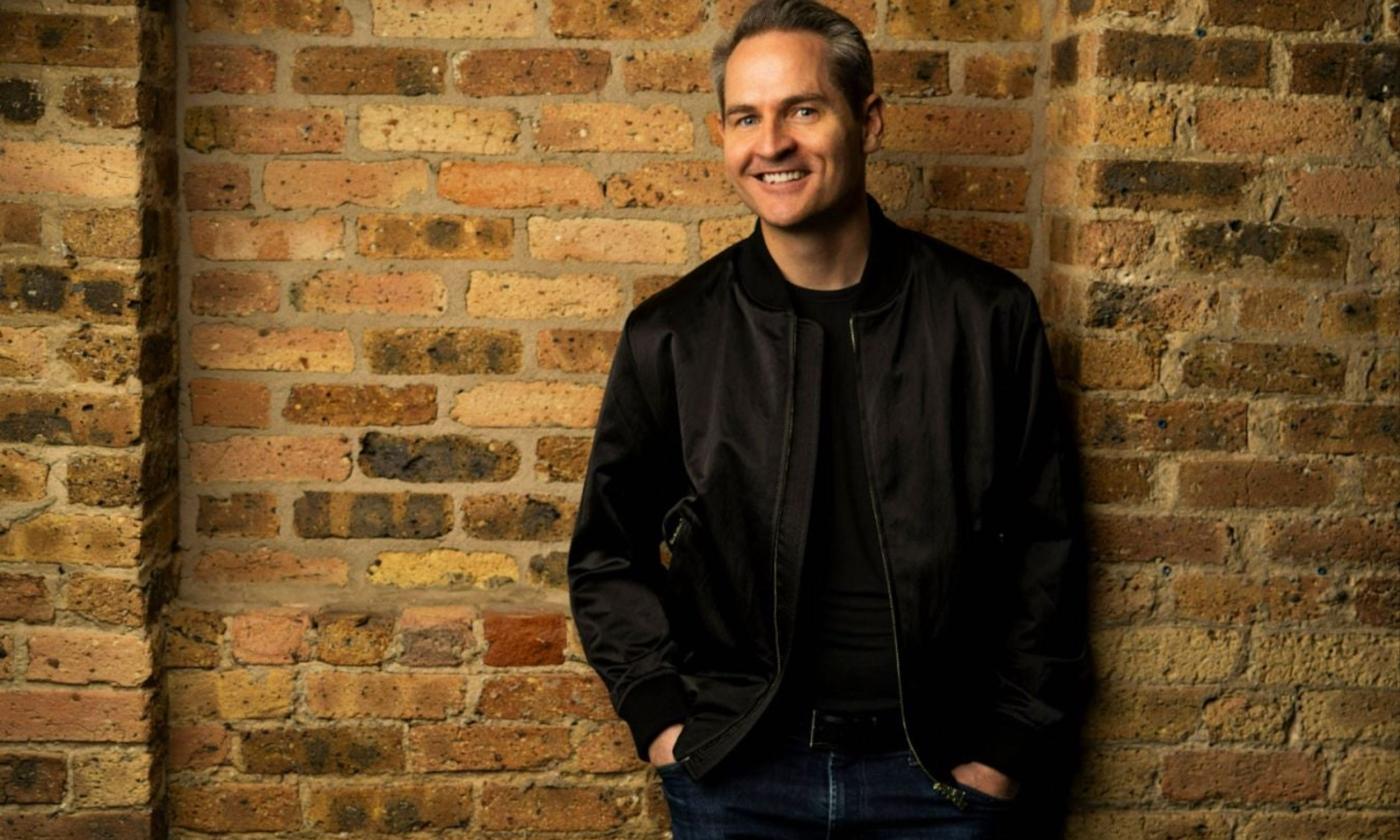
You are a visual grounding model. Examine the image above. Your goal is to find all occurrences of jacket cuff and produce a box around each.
[618,673,689,763]
[968,712,1037,782]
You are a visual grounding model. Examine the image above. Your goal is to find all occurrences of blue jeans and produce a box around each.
[657,729,1019,839]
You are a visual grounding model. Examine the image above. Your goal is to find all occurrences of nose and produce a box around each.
[755,116,795,160]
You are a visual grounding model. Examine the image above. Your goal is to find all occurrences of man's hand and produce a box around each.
[648,722,685,767]
[950,761,1019,800]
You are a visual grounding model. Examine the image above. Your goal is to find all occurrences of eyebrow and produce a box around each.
[723,92,828,119]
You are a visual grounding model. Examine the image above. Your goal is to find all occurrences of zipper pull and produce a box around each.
[930,778,969,810]
[848,317,857,352]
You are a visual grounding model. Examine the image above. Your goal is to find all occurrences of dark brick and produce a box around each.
[399,628,465,667]
[1181,222,1348,278]
[197,493,278,537]
[293,491,452,539]
[1290,43,1400,100]
[0,573,52,622]
[0,78,43,123]
[1205,0,1367,30]
[527,551,568,588]
[0,753,65,803]
[0,812,151,840]
[61,76,138,127]
[1354,578,1399,626]
[364,328,521,375]
[358,431,519,483]
[1093,160,1253,210]
[293,47,446,95]
[241,726,403,775]
[1099,30,1269,87]
[460,494,575,541]
[0,12,140,68]
[1052,35,1079,86]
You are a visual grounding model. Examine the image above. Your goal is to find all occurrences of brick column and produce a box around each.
[1046,1,1400,836]
[0,2,177,837]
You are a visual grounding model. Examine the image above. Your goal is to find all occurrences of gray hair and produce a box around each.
[710,0,875,121]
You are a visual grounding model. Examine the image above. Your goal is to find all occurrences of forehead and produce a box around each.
[723,30,835,102]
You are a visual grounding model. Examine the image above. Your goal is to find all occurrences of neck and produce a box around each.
[760,193,871,292]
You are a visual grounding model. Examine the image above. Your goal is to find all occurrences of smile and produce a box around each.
[757,171,808,184]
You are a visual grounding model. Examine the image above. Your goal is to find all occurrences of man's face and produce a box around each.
[720,29,882,233]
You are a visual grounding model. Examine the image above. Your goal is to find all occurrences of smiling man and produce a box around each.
[567,1,1090,837]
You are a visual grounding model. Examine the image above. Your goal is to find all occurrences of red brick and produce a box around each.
[476,674,612,721]
[1161,750,1325,803]
[191,214,344,261]
[1178,459,1336,508]
[183,163,251,212]
[284,383,437,426]
[187,436,352,483]
[902,216,1031,268]
[168,724,232,770]
[456,48,610,95]
[24,628,151,686]
[190,378,270,428]
[0,573,52,622]
[188,45,277,94]
[190,324,353,372]
[185,106,345,154]
[1181,341,1347,395]
[190,269,279,316]
[0,140,139,199]
[883,105,1032,154]
[438,162,602,209]
[0,752,66,803]
[188,0,351,35]
[190,547,348,585]
[305,672,465,719]
[551,0,704,38]
[229,609,312,664]
[1074,396,1247,451]
[0,688,149,742]
[1086,512,1231,564]
[478,782,638,831]
[623,50,710,93]
[292,47,446,96]
[1288,167,1400,218]
[1281,404,1400,455]
[1172,573,1333,622]
[1197,99,1363,156]
[537,329,618,373]
[409,722,571,770]
[263,159,427,209]
[482,611,566,666]
[168,782,301,832]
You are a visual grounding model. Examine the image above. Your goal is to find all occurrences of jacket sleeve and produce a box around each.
[973,288,1091,780]
[567,316,689,763]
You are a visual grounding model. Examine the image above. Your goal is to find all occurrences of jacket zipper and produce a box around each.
[849,315,942,795]
[674,310,798,770]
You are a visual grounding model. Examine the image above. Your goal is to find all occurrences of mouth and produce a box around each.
[754,170,809,185]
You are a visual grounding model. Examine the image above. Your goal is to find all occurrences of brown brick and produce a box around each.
[168,782,301,832]
[229,609,311,665]
[1323,289,1400,337]
[606,160,735,208]
[293,47,445,96]
[1098,30,1270,87]
[1093,626,1243,684]
[1090,160,1254,210]
[1288,167,1400,218]
[241,725,404,774]
[1197,98,1362,156]
[66,452,141,507]
[1084,280,1218,331]
[477,674,613,720]
[184,163,251,212]
[1262,516,1399,569]
[1298,689,1400,742]
[292,269,444,316]
[357,213,511,260]
[1239,812,1400,840]
[1201,692,1293,744]
[439,162,602,209]
[166,668,295,721]
[190,547,348,585]
[1081,455,1154,504]
[357,432,520,483]
[60,76,137,128]
[0,510,141,566]
[457,48,609,95]
[364,327,521,375]
[1084,685,1207,743]
[923,165,1028,212]
[188,0,351,34]
[528,217,687,264]
[370,0,534,38]
[551,0,703,38]
[63,573,143,627]
[163,606,223,669]
[450,381,604,428]
[168,724,232,770]
[314,612,395,665]
[888,0,1040,40]
[1172,572,1332,622]
[537,329,618,373]
[190,378,270,428]
[0,753,65,803]
[482,611,566,666]
[461,494,576,541]
[1360,458,1400,508]
[0,204,40,246]
[188,434,352,484]
[56,325,140,384]
[1075,397,1247,451]
[1050,217,1156,269]
[284,383,436,426]
[188,44,276,94]
[0,12,139,67]
[1249,632,1400,687]
[1281,404,1400,455]
[0,390,140,448]
[964,51,1036,98]
[1290,43,1400,99]
[197,493,277,538]
[359,104,518,153]
[0,813,150,840]
[191,214,344,261]
[294,491,450,539]
[1181,341,1346,396]
[1087,513,1231,565]
[1369,351,1400,398]
[0,447,48,499]
[0,140,139,199]
[0,327,46,380]
[529,436,585,481]
[191,324,352,372]
[0,573,52,622]
[466,271,623,320]
[0,688,149,741]
[1178,457,1338,508]
[0,78,44,125]
[1055,333,1156,390]
[185,106,345,154]
[305,672,465,719]
[883,104,1032,154]
[1354,577,1399,627]
[536,102,693,152]
[1162,750,1324,803]
[190,269,279,316]
[1048,94,1177,150]
[1237,286,1309,333]
[872,50,951,97]
[70,749,151,807]
[306,781,473,833]
[1181,221,1348,279]
[1206,0,1367,30]
[408,722,571,770]
[479,783,638,831]
[263,159,427,209]
[623,50,710,93]
[25,628,150,686]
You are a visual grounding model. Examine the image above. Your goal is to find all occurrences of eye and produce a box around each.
[734,114,756,127]
[794,106,818,118]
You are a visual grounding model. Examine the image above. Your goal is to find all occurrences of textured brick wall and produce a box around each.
[2,0,1396,836]
[0,0,179,837]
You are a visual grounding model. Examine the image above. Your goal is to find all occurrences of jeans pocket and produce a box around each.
[946,776,1016,808]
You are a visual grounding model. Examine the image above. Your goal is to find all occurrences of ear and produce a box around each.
[860,93,884,154]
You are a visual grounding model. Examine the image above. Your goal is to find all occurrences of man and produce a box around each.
[568,0,1089,836]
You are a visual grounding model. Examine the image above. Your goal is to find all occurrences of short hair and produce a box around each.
[711,0,875,121]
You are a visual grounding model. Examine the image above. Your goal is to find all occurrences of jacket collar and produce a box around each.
[734,192,906,314]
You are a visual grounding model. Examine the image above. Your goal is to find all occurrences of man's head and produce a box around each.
[712,0,883,233]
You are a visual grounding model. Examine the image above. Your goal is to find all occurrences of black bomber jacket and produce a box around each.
[567,194,1091,784]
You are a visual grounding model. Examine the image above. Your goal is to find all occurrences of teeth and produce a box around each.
[760,171,805,183]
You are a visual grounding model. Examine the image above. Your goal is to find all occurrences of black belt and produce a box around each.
[773,706,908,753]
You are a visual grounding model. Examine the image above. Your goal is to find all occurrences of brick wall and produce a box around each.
[1,0,1395,836]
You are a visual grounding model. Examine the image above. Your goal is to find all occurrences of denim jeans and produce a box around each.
[657,728,1019,839]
